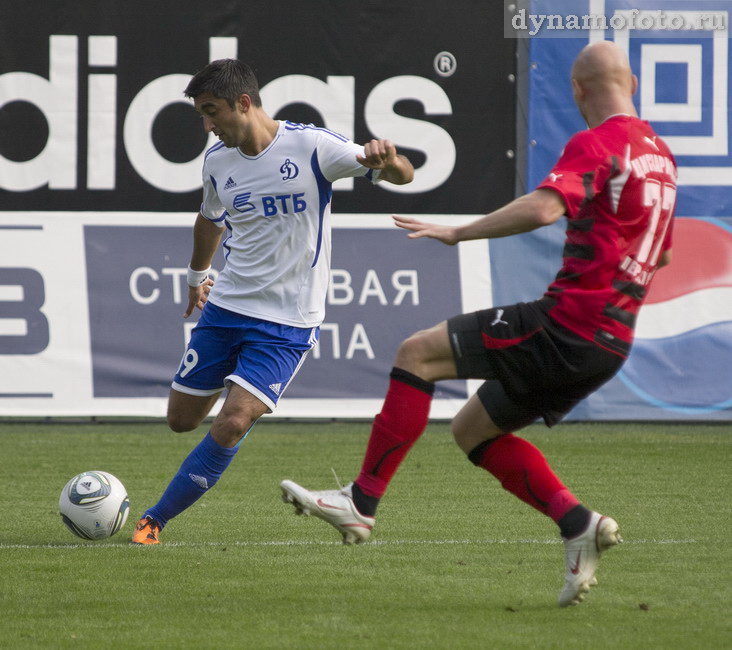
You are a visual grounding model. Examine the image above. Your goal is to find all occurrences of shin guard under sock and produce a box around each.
[145,431,239,527]
[469,433,580,523]
[355,367,434,500]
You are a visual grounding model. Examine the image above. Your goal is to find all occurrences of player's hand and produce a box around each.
[356,139,398,170]
[393,215,460,246]
[184,278,213,318]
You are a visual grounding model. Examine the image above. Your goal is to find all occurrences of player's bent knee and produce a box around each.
[395,331,431,369]
[452,420,494,463]
[451,422,472,454]
[394,327,453,382]
[212,411,256,443]
[166,413,202,433]
[451,397,504,457]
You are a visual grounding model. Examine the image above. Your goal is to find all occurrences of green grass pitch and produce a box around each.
[0,420,730,649]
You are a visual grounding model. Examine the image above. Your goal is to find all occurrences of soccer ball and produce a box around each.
[59,471,130,540]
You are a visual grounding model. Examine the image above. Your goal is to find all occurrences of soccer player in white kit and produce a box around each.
[132,59,414,544]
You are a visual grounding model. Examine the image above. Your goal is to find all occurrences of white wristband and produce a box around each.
[187,265,211,287]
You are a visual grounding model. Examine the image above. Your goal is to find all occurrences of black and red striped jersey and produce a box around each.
[538,115,677,357]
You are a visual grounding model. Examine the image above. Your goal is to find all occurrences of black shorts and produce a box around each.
[447,297,625,431]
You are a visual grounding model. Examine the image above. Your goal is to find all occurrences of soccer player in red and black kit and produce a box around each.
[282,41,677,607]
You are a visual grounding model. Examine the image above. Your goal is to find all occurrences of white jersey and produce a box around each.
[200,120,380,327]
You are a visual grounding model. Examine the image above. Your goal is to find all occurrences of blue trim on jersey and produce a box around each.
[310,150,333,268]
[222,217,232,259]
[209,174,218,191]
[204,141,226,161]
[205,209,228,224]
[284,121,349,143]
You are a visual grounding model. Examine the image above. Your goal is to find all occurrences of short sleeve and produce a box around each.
[536,131,607,218]
[200,169,227,227]
[314,130,381,184]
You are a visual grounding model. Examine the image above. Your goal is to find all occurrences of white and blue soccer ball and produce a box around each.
[59,471,130,540]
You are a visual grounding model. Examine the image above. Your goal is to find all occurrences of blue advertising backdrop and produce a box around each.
[84,224,469,401]
[494,0,732,419]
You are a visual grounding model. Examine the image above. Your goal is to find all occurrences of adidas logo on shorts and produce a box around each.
[269,383,282,395]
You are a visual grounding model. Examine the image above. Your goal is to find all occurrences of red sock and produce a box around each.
[473,433,580,523]
[355,368,434,498]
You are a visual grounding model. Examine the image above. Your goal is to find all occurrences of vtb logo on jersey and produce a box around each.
[233,192,256,213]
[280,158,299,181]
[231,190,307,217]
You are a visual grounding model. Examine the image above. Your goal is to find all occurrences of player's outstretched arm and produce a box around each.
[393,215,460,245]
[357,139,414,185]
[394,189,566,245]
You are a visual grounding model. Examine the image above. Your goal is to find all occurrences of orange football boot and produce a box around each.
[130,516,162,545]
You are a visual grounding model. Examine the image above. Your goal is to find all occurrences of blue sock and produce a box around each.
[145,432,239,528]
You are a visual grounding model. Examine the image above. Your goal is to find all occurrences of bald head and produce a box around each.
[572,41,634,90]
[571,41,638,126]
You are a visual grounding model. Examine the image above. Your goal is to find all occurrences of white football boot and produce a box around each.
[558,511,622,607]
[281,480,374,545]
